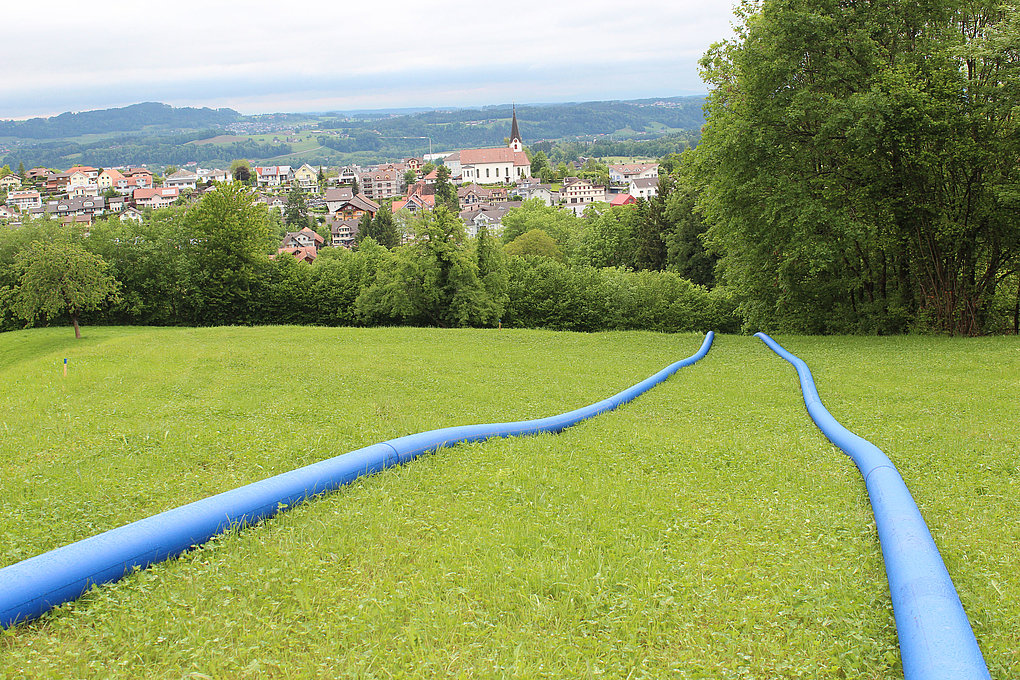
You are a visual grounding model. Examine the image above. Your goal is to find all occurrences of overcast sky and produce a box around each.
[2,1,738,120]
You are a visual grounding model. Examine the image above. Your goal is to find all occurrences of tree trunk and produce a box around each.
[72,314,81,339]
[1014,276,1020,336]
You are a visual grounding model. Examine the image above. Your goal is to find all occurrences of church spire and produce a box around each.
[509,105,523,152]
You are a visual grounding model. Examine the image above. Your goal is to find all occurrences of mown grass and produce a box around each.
[0,327,1016,678]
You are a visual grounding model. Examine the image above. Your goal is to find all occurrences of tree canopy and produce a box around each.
[13,241,119,338]
[691,0,1020,334]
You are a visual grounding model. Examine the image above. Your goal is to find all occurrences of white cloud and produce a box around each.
[2,0,737,118]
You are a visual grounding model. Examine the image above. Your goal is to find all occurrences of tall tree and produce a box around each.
[693,0,1020,334]
[284,186,309,229]
[13,241,119,338]
[185,182,273,324]
[434,165,459,213]
[372,207,400,249]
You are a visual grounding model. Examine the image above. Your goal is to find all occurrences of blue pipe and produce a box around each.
[755,333,990,680]
[0,332,714,628]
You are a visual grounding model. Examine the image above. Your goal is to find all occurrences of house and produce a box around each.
[457,183,492,206]
[67,166,100,183]
[391,192,435,214]
[42,196,106,220]
[358,168,402,201]
[443,107,530,184]
[281,226,324,251]
[331,165,360,186]
[6,190,43,210]
[107,196,128,212]
[0,174,21,191]
[460,205,510,238]
[609,163,659,185]
[610,193,637,207]
[329,217,361,248]
[97,168,125,190]
[293,164,320,194]
[324,188,380,220]
[61,214,93,229]
[275,246,317,263]
[255,165,293,187]
[560,177,606,208]
[69,183,100,198]
[261,194,286,213]
[44,172,71,193]
[196,168,231,184]
[0,205,17,221]
[119,207,144,223]
[164,169,198,191]
[629,177,659,199]
[404,157,423,173]
[515,182,556,206]
[27,167,50,180]
[133,187,179,209]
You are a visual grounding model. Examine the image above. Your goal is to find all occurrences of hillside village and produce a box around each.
[1,110,662,262]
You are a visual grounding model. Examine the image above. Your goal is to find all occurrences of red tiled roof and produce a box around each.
[457,147,530,166]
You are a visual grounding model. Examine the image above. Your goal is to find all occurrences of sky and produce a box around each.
[2,1,738,120]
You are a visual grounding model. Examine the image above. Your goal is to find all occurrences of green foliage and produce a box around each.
[504,229,565,262]
[434,166,459,213]
[693,0,1020,334]
[11,241,119,337]
[184,183,274,324]
[501,199,584,258]
[283,186,309,229]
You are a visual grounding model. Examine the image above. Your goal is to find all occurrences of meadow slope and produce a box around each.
[0,327,1016,678]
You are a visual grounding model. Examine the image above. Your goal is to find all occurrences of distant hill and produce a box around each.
[0,102,242,139]
[0,97,705,169]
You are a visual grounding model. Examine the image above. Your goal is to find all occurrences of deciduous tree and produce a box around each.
[13,241,119,338]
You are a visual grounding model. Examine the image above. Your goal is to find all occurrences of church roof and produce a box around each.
[510,105,521,144]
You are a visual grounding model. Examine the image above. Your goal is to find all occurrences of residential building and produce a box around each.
[133,187,179,210]
[97,168,125,190]
[560,177,606,208]
[255,165,293,187]
[275,246,318,263]
[6,190,42,210]
[329,217,360,248]
[629,177,659,199]
[293,164,320,194]
[40,196,106,219]
[164,169,199,191]
[609,163,659,185]
[392,192,435,214]
[0,174,21,191]
[460,205,511,238]
[196,168,231,184]
[610,193,637,207]
[281,226,324,251]
[324,188,380,220]
[358,168,402,201]
[515,181,556,206]
[119,207,144,223]
[27,167,50,180]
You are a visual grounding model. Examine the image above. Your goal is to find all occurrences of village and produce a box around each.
[1,112,663,262]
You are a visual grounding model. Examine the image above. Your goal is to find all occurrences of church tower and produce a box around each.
[508,105,523,153]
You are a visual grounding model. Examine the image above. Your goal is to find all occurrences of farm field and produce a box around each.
[0,327,1017,678]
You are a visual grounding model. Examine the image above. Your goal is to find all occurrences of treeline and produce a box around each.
[2,137,292,171]
[0,184,735,334]
[0,103,241,139]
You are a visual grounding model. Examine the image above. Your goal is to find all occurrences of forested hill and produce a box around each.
[0,103,242,139]
[332,97,707,142]
[0,97,705,169]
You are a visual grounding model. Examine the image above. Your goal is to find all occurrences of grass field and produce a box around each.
[0,327,1017,678]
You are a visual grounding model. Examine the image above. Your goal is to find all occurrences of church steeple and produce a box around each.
[509,105,523,152]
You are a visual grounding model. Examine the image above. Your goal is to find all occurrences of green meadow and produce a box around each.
[0,327,1016,678]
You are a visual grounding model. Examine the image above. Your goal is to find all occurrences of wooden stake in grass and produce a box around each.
[63,358,67,378]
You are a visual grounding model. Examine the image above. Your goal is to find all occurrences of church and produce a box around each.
[443,107,531,185]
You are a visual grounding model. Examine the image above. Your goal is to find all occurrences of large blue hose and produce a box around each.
[755,333,989,680]
[0,332,713,628]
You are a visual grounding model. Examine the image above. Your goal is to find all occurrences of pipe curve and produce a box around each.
[755,332,989,680]
[0,332,714,628]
